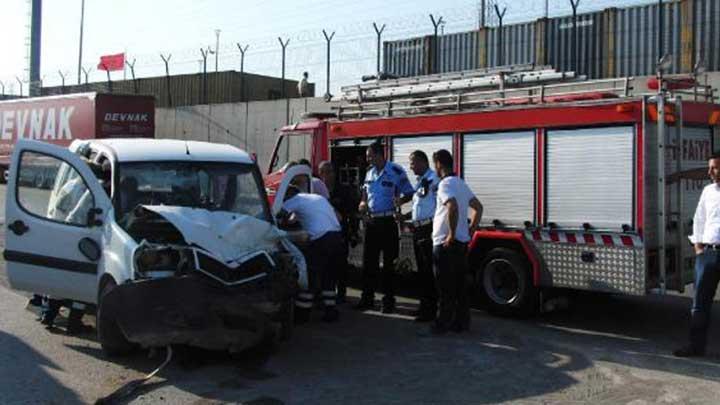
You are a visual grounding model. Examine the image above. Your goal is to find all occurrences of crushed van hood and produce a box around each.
[140,205,307,288]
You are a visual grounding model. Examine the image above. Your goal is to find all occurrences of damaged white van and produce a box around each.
[4,139,309,355]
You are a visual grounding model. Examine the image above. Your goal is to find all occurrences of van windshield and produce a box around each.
[116,161,270,221]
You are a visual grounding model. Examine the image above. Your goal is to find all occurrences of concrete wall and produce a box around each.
[155,97,338,171]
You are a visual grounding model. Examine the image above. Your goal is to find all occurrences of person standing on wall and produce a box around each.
[675,153,720,357]
[396,150,441,322]
[428,149,483,334]
[356,142,414,313]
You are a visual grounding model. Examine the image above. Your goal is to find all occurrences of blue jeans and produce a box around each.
[690,249,720,351]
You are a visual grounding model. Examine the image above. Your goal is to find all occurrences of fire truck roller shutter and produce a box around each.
[391,135,453,216]
[546,126,634,230]
[463,131,535,227]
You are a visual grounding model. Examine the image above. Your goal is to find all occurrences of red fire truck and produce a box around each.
[265,65,720,316]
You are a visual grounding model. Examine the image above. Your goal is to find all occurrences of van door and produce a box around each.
[271,165,313,216]
[4,140,112,303]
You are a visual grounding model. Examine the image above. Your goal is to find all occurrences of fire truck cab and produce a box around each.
[266,65,720,317]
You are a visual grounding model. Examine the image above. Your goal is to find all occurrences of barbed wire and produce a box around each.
[0,0,692,97]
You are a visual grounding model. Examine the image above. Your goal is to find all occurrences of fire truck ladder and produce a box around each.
[336,65,633,119]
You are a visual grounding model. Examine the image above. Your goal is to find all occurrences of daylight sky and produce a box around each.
[0,0,655,94]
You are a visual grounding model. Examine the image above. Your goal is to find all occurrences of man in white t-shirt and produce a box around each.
[429,149,483,335]
[675,153,720,357]
[280,185,343,323]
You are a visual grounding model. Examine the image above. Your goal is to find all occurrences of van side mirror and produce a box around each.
[86,208,104,227]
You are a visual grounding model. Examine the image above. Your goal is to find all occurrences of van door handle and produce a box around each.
[8,220,29,236]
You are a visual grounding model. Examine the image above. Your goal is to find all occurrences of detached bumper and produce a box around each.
[105,272,296,352]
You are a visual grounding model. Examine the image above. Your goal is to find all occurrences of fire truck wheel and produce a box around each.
[477,247,538,317]
[97,279,135,357]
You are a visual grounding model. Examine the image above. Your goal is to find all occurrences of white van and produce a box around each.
[4,138,309,355]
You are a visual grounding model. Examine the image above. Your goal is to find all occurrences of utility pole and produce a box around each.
[658,0,664,60]
[545,0,549,18]
[479,0,486,29]
[215,29,221,72]
[373,23,386,75]
[77,0,85,85]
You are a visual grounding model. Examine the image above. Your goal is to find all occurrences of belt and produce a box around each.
[368,210,396,218]
[411,218,433,227]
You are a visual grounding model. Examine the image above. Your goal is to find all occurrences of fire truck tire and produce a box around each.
[97,279,135,357]
[476,247,538,317]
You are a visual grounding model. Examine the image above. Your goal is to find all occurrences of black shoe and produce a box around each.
[673,346,705,358]
[354,298,375,311]
[322,307,339,323]
[40,314,55,327]
[28,295,43,307]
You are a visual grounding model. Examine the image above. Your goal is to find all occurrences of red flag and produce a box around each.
[97,53,125,71]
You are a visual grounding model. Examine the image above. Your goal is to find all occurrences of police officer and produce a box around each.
[397,150,440,322]
[356,142,414,313]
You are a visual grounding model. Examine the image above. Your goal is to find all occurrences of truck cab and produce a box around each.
[5,138,310,355]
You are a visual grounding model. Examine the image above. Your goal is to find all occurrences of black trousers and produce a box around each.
[433,241,470,330]
[297,231,345,310]
[413,224,437,314]
[361,217,399,303]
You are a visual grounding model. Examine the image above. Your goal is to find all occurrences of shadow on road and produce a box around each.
[0,330,84,404]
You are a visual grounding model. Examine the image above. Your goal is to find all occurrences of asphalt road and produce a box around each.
[2,184,720,404]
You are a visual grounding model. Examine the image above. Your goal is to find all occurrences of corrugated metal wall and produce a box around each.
[487,22,536,68]
[438,32,479,73]
[615,1,682,77]
[695,0,720,73]
[546,12,604,78]
[383,37,428,77]
[383,0,720,79]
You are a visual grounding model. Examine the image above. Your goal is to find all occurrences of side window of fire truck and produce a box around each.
[463,131,535,226]
[17,151,94,227]
[546,126,634,230]
[273,132,313,172]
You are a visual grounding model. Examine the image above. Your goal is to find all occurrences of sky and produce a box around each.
[0,0,656,95]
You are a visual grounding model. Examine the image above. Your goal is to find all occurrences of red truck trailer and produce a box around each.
[0,93,155,183]
[265,66,720,316]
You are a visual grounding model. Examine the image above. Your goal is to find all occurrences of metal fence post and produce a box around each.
[494,5,507,67]
[373,22,386,75]
[15,76,23,97]
[126,59,138,94]
[278,37,290,124]
[322,29,336,99]
[430,14,445,74]
[160,53,172,106]
[200,48,210,104]
[236,43,249,102]
[58,71,66,94]
[570,0,581,72]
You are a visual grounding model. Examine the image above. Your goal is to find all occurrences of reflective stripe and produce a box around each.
[321,291,336,298]
[298,292,314,300]
[323,300,336,306]
[296,301,313,309]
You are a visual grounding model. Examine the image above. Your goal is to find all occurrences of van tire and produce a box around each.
[475,247,538,318]
[97,279,134,356]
